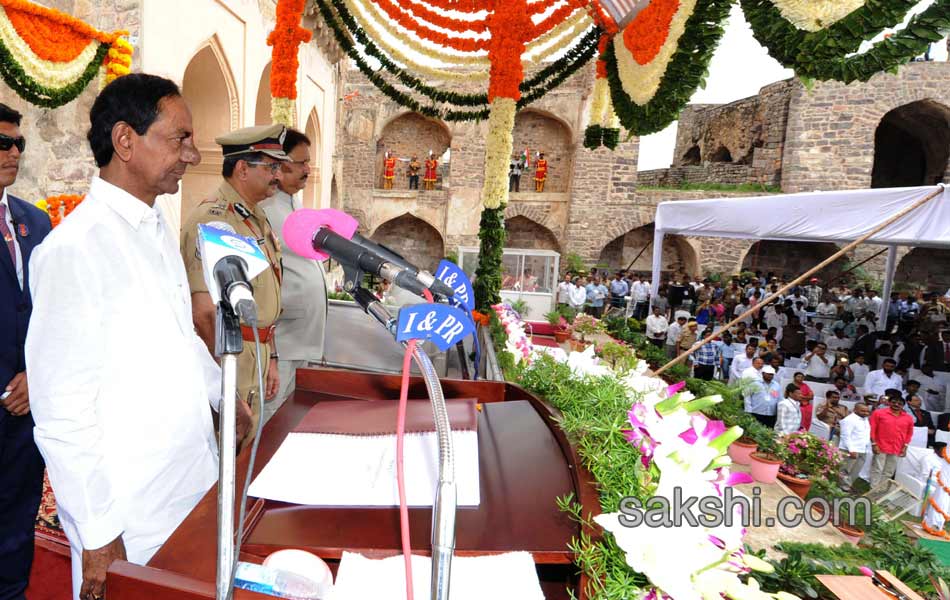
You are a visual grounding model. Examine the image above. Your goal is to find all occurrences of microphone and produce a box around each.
[312,227,428,297]
[283,209,430,298]
[350,233,456,299]
[197,222,269,325]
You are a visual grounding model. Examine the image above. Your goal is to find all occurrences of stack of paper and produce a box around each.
[248,430,480,506]
[329,551,545,600]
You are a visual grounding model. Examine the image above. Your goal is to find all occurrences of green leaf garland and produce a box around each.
[474,206,506,311]
[605,0,732,136]
[315,0,600,121]
[0,40,108,108]
[741,0,950,83]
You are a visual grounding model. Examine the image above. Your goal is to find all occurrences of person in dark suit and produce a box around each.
[849,324,879,366]
[0,102,51,598]
[908,394,936,446]
[922,331,948,372]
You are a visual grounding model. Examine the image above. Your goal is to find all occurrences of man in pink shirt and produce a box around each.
[868,390,914,496]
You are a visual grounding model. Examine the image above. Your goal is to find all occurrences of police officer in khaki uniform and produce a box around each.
[180,124,286,447]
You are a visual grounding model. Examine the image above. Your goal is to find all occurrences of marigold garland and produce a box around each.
[269,0,312,126]
[394,0,488,34]
[372,0,489,53]
[41,194,84,228]
[768,0,866,32]
[0,0,131,108]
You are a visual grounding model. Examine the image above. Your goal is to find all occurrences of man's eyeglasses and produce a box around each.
[0,134,25,153]
[287,160,311,168]
[245,160,281,173]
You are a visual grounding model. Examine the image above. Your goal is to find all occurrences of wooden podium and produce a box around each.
[105,367,600,599]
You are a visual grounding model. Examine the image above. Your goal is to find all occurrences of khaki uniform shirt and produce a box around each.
[180,181,282,439]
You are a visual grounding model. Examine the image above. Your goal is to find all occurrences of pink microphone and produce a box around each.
[283,208,359,261]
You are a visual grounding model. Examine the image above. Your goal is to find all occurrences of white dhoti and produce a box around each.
[922,450,950,537]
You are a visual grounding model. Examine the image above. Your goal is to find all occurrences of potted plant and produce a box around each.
[728,436,759,466]
[545,311,571,343]
[571,314,606,351]
[749,434,782,483]
[835,500,867,544]
[776,432,843,499]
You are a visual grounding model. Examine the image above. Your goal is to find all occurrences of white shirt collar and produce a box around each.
[90,176,160,231]
[0,188,9,210]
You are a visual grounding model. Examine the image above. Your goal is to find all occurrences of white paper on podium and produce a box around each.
[328,551,544,600]
[248,431,480,506]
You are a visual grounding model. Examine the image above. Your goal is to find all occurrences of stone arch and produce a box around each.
[504,215,560,252]
[255,62,272,125]
[302,109,322,208]
[709,145,732,163]
[871,99,950,187]
[180,36,240,222]
[512,108,573,193]
[740,240,848,280]
[895,247,950,291]
[371,213,445,271]
[376,112,451,190]
[681,145,701,165]
[503,203,558,234]
[598,223,698,276]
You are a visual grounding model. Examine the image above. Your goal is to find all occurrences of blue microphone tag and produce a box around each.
[434,260,474,312]
[396,304,475,351]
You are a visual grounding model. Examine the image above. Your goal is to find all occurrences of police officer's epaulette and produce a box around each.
[234,203,252,220]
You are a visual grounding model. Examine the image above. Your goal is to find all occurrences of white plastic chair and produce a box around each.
[910,426,929,448]
[808,419,831,440]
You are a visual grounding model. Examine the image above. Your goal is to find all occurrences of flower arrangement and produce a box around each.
[571,313,606,343]
[39,193,84,228]
[0,0,132,108]
[268,0,312,126]
[777,431,843,479]
[740,0,950,84]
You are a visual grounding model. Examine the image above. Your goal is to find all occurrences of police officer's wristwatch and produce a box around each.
[270,351,279,361]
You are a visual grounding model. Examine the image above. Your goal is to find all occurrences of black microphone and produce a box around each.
[311,227,428,297]
[350,232,456,299]
[214,255,257,325]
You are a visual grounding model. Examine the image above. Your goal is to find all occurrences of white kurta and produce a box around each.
[26,177,220,599]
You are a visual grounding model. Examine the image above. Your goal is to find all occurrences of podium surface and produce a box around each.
[108,367,598,599]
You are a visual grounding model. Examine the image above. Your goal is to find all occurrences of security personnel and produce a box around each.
[180,124,286,448]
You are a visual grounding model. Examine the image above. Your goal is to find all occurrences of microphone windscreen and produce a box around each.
[283,208,360,261]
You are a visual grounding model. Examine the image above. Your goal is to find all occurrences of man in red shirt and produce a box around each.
[868,389,914,496]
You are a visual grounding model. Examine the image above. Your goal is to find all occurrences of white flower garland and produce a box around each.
[523,10,593,64]
[351,0,490,66]
[271,96,295,127]
[768,0,867,32]
[588,76,609,127]
[614,0,698,106]
[0,6,101,90]
[345,0,489,80]
[482,97,516,209]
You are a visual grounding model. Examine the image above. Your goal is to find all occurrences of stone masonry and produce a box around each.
[336,59,950,287]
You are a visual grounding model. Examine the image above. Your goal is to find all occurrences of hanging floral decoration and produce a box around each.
[37,194,84,228]
[740,0,950,84]
[584,30,622,150]
[269,0,312,126]
[0,0,132,108]
[602,0,732,136]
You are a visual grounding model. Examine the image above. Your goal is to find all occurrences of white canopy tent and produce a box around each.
[649,184,950,328]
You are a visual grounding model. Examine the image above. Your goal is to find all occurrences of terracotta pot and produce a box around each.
[570,339,589,352]
[728,439,759,466]
[835,523,865,544]
[777,471,812,499]
[554,330,570,343]
[749,452,782,484]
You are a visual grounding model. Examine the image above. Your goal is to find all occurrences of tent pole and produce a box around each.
[879,246,898,332]
[624,241,653,273]
[655,187,944,376]
[649,228,665,311]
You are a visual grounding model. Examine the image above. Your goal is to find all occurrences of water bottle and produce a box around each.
[233,561,330,599]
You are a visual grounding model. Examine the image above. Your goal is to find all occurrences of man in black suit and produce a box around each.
[922,331,949,372]
[850,324,879,366]
[0,102,51,598]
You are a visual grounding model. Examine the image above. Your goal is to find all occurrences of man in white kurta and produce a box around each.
[26,74,247,600]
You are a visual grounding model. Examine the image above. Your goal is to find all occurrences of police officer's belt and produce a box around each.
[241,324,275,344]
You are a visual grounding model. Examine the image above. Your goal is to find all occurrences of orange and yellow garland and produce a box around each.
[268,0,312,126]
[37,194,84,228]
[0,0,132,107]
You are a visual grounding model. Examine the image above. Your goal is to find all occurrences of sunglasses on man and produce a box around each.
[0,133,25,153]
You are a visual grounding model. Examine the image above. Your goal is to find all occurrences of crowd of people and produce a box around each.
[635,268,949,497]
